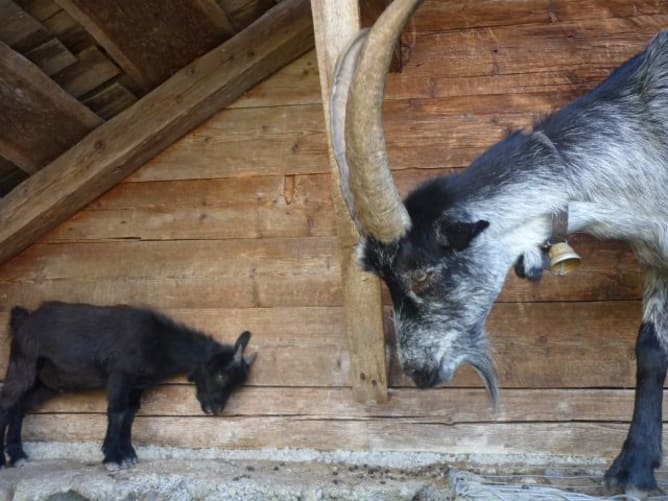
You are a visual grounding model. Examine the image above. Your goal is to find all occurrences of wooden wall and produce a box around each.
[1,0,667,458]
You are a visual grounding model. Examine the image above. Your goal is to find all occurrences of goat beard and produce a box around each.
[466,352,499,408]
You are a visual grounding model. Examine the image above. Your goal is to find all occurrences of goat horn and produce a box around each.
[331,0,423,242]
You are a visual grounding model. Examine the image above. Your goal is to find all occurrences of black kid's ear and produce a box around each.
[436,218,489,251]
[233,330,252,361]
[187,372,195,382]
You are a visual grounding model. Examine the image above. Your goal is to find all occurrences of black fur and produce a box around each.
[605,322,667,493]
[0,301,253,468]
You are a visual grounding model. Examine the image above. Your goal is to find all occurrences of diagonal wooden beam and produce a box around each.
[0,40,102,174]
[0,0,314,264]
[311,0,389,403]
[55,0,238,92]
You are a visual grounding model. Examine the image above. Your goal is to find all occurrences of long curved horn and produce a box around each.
[331,0,423,243]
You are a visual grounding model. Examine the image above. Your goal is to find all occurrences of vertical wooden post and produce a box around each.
[311,0,388,403]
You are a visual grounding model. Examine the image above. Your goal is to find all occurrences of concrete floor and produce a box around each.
[0,443,455,501]
[0,442,620,501]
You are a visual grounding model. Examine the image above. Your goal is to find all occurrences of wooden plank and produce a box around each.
[19,414,656,458]
[0,239,343,310]
[52,45,120,98]
[401,16,667,80]
[38,174,642,304]
[0,304,643,389]
[228,50,322,109]
[0,0,50,51]
[410,0,667,34]
[311,0,388,403]
[45,174,336,241]
[14,387,645,423]
[0,0,315,265]
[40,8,94,53]
[0,40,102,174]
[23,37,76,75]
[222,0,275,30]
[55,0,235,91]
[0,234,641,309]
[81,82,138,120]
[16,0,61,22]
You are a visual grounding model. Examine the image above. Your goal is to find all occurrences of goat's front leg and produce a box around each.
[102,373,132,470]
[605,269,668,497]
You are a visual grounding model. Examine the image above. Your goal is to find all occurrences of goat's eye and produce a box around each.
[413,270,428,283]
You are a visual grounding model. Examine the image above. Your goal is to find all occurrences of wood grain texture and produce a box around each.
[0,235,641,310]
[0,0,50,51]
[0,40,102,174]
[409,0,666,33]
[23,37,76,75]
[0,302,641,388]
[311,0,388,403]
[19,387,644,423]
[51,45,120,98]
[0,0,314,265]
[20,414,655,458]
[54,0,234,91]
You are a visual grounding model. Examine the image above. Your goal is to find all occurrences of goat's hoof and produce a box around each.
[104,461,122,473]
[121,458,137,469]
[605,449,659,498]
[11,458,28,468]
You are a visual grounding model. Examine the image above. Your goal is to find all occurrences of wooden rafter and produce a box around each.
[311,0,389,403]
[54,0,238,92]
[0,40,102,174]
[0,0,314,264]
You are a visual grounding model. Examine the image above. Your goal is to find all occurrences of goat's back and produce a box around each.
[9,301,168,376]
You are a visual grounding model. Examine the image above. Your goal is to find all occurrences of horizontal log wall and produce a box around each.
[0,0,666,457]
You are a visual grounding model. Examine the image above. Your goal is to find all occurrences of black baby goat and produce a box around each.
[0,301,255,469]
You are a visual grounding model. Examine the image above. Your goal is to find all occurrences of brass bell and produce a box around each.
[548,242,581,276]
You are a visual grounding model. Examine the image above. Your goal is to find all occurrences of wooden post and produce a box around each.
[311,0,388,403]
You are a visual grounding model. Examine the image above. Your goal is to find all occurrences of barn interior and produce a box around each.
[0,0,666,499]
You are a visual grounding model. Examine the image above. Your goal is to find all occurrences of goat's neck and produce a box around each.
[164,325,222,374]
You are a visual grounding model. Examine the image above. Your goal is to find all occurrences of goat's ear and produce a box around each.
[244,351,258,367]
[187,371,196,382]
[233,330,252,361]
[436,218,489,251]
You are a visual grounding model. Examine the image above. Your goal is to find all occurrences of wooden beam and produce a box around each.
[0,0,314,264]
[0,40,102,174]
[55,0,238,92]
[0,0,50,51]
[311,0,388,403]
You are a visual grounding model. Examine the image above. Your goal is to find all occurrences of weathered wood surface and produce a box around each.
[54,0,235,91]
[0,0,664,458]
[0,40,102,174]
[311,0,388,403]
[0,0,315,265]
[82,82,138,120]
[20,415,658,458]
[0,0,50,51]
[0,302,640,388]
[51,45,120,98]
[410,0,666,33]
[19,387,645,423]
[23,37,75,75]
[0,234,640,306]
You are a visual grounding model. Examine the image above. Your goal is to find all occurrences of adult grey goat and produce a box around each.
[330,0,668,496]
